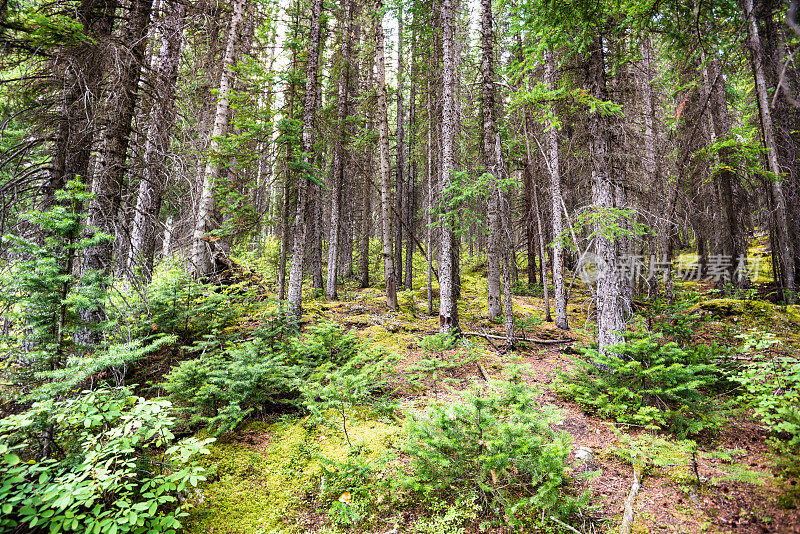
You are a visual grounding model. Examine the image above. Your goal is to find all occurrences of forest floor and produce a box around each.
[181,262,800,534]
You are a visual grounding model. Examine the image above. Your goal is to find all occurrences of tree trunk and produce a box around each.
[544,50,569,329]
[438,0,459,333]
[44,0,118,208]
[287,0,324,319]
[395,2,406,290]
[80,0,152,334]
[522,117,552,322]
[359,58,375,290]
[128,0,186,283]
[426,76,435,315]
[744,0,795,300]
[588,36,625,351]
[481,0,508,333]
[327,0,355,300]
[405,16,417,291]
[191,0,246,278]
[523,160,537,286]
[278,17,300,301]
[375,0,398,310]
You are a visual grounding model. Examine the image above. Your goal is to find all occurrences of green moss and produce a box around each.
[358,324,413,353]
[185,414,400,534]
[785,305,800,325]
[301,298,329,323]
[696,299,773,318]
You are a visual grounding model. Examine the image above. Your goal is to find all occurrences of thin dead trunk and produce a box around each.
[438,0,459,333]
[287,0,325,319]
[191,0,247,277]
[128,0,186,283]
[375,0,398,310]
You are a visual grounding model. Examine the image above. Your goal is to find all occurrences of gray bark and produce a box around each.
[745,0,795,299]
[326,0,355,300]
[45,0,118,208]
[588,36,625,351]
[191,0,246,277]
[80,0,152,334]
[375,0,398,310]
[128,0,186,283]
[438,0,459,333]
[544,50,568,329]
[481,0,513,344]
[287,0,325,319]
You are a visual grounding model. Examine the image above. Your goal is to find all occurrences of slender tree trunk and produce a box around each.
[426,77,435,315]
[744,0,795,300]
[481,0,509,336]
[588,35,624,351]
[327,0,355,300]
[311,186,324,294]
[543,50,568,329]
[640,37,665,296]
[191,0,246,277]
[287,0,324,319]
[278,179,291,298]
[522,118,552,322]
[310,62,325,295]
[359,58,375,290]
[395,3,406,290]
[375,0,398,310]
[438,0,459,333]
[80,0,152,337]
[128,0,185,283]
[702,57,746,288]
[523,160,537,286]
[405,16,417,291]
[278,18,300,301]
[162,216,174,258]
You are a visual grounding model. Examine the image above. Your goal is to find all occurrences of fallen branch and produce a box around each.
[476,360,490,381]
[462,331,574,345]
[619,463,643,534]
[479,327,504,353]
[549,516,582,534]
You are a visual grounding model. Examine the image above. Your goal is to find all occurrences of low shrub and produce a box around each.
[402,381,588,531]
[554,334,725,437]
[162,322,392,435]
[319,451,381,527]
[419,330,457,354]
[0,387,212,534]
[734,333,799,503]
[640,293,704,346]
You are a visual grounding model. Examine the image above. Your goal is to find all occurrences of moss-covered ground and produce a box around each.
[179,249,799,534]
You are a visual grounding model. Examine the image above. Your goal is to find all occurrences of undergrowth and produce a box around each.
[555,333,728,437]
[402,380,590,532]
[162,320,395,435]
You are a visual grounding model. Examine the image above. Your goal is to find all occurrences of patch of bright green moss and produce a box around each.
[695,299,773,318]
[784,305,800,325]
[185,413,400,534]
[358,324,414,353]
